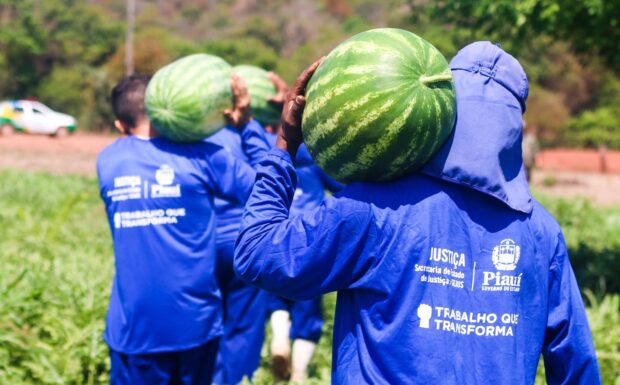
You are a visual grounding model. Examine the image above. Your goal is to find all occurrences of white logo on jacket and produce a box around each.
[293,188,304,201]
[152,165,181,198]
[481,239,522,292]
[417,304,432,328]
[491,239,520,271]
[155,165,175,186]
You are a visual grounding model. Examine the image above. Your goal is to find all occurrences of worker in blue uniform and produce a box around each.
[97,74,269,385]
[209,70,343,384]
[234,42,601,384]
[208,122,270,385]
[267,143,343,383]
[207,71,289,385]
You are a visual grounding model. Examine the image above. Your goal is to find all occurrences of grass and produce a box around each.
[0,171,111,384]
[0,170,618,384]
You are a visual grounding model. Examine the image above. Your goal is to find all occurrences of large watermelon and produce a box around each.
[302,28,456,182]
[146,54,232,142]
[233,65,281,127]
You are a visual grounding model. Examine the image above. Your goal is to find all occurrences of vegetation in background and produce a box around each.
[539,195,620,295]
[0,171,619,384]
[0,171,111,384]
[0,2,617,383]
[428,0,620,72]
[0,0,617,145]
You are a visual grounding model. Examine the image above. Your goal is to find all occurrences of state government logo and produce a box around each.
[492,239,520,271]
[155,165,175,186]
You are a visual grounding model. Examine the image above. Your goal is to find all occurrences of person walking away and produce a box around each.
[208,71,288,385]
[522,122,539,182]
[97,74,269,385]
[267,143,343,383]
[234,42,601,384]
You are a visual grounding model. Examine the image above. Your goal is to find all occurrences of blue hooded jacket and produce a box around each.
[97,120,269,354]
[208,129,342,243]
[207,126,258,247]
[291,144,344,215]
[234,42,601,384]
[207,127,341,384]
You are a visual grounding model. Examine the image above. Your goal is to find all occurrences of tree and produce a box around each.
[564,107,620,149]
[0,0,122,98]
[427,0,620,71]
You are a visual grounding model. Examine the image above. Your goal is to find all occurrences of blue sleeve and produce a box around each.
[234,148,379,300]
[240,119,272,167]
[204,144,257,205]
[313,164,345,193]
[543,233,601,385]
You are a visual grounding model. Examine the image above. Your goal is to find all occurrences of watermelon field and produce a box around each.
[0,169,618,384]
[0,1,619,384]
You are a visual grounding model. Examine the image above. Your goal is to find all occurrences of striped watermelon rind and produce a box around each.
[146,54,232,142]
[233,65,281,127]
[302,28,456,182]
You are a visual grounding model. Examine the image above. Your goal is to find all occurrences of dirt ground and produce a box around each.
[531,169,620,206]
[0,133,115,176]
[531,148,620,206]
[1,133,619,206]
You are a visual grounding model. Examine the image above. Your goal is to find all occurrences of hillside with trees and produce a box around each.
[0,0,617,148]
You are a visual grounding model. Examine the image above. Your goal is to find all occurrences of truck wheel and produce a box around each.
[0,123,14,137]
[52,126,69,138]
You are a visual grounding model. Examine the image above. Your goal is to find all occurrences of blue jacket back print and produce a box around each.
[234,42,601,384]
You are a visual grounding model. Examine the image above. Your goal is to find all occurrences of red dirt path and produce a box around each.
[1,133,619,206]
[0,133,116,175]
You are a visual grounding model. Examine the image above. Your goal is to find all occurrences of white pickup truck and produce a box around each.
[0,100,77,137]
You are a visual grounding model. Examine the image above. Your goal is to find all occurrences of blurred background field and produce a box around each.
[0,0,619,384]
[1,170,619,384]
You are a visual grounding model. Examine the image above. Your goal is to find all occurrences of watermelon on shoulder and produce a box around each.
[146,54,232,142]
[302,28,456,183]
[233,65,281,127]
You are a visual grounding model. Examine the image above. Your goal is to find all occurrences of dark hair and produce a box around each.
[111,74,150,129]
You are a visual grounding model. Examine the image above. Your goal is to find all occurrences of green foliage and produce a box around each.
[429,0,620,70]
[0,0,122,98]
[40,1,122,66]
[524,85,571,144]
[542,175,557,187]
[0,171,112,384]
[0,0,618,141]
[106,27,199,80]
[596,74,620,107]
[1,172,619,384]
[536,195,620,295]
[421,0,619,147]
[536,293,620,385]
[585,293,620,384]
[203,38,279,72]
[560,72,620,149]
[563,107,620,149]
[0,2,48,97]
[37,65,114,131]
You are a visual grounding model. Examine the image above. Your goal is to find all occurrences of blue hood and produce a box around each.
[422,41,533,214]
[294,144,315,167]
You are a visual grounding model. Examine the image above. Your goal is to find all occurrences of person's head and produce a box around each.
[111,74,151,135]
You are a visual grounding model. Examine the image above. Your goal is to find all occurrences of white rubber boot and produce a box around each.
[291,339,317,383]
[270,310,292,381]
